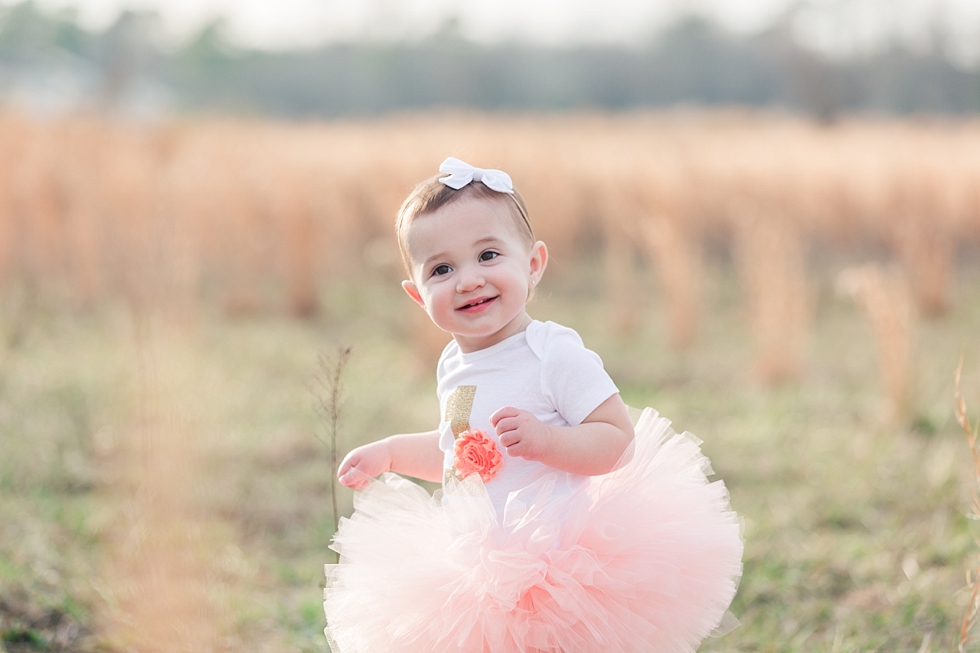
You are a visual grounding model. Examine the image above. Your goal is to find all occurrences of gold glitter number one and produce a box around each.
[445,385,476,438]
[444,385,477,483]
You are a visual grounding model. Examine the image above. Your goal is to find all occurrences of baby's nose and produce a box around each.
[456,267,486,292]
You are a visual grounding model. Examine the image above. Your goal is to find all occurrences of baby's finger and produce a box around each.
[338,470,359,488]
[498,430,521,448]
[493,416,519,436]
[503,440,524,457]
[339,466,373,490]
[338,453,358,477]
[489,406,521,427]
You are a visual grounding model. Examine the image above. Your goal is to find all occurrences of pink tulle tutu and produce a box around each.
[323,408,743,653]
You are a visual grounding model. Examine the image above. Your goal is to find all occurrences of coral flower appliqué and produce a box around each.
[453,428,502,482]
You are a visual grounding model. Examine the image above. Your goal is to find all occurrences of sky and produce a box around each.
[5,0,980,64]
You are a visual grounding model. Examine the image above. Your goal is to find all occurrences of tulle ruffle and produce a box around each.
[324,408,743,653]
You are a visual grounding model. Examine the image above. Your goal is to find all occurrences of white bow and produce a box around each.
[438,157,514,194]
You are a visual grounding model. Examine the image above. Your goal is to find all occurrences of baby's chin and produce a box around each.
[457,314,532,345]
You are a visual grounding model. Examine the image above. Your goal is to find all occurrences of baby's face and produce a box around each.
[401,196,546,353]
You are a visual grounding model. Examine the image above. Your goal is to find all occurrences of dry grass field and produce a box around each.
[1,109,980,652]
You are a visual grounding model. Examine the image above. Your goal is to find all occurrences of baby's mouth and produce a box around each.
[458,296,497,311]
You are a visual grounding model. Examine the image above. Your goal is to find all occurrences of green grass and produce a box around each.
[1,261,979,651]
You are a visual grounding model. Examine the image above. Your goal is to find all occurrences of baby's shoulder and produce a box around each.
[525,320,588,362]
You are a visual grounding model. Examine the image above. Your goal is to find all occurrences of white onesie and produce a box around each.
[436,320,619,517]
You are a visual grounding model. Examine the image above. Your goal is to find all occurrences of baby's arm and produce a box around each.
[337,430,443,489]
[490,394,634,476]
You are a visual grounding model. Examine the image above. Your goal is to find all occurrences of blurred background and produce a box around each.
[3,0,980,118]
[1,1,980,652]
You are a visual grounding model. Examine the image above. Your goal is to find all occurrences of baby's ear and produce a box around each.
[401,279,425,308]
[528,241,548,285]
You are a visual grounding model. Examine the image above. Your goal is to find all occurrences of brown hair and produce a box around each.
[395,174,533,273]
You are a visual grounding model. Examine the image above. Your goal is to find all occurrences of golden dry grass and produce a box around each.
[2,111,978,320]
[2,111,978,399]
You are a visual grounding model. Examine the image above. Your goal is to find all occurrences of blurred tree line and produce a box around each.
[1,0,978,120]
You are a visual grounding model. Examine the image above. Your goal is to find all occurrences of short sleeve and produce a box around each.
[527,321,619,426]
[435,339,460,387]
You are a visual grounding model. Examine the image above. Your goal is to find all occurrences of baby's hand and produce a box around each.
[337,440,392,490]
[490,407,552,462]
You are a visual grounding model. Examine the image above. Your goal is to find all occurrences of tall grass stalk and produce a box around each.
[893,214,953,318]
[640,213,701,351]
[837,264,915,421]
[314,346,353,540]
[955,359,980,652]
[605,219,640,338]
[732,203,809,383]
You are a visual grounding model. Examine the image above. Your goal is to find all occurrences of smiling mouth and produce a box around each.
[458,296,497,310]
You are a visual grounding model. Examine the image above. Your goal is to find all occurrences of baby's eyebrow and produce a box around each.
[473,236,504,247]
[421,251,448,267]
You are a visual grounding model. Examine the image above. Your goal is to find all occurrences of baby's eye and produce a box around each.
[432,264,452,277]
[479,251,499,262]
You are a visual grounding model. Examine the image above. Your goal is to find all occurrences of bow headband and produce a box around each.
[438,157,514,194]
